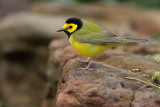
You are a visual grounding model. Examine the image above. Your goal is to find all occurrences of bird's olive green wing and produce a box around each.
[73,20,123,45]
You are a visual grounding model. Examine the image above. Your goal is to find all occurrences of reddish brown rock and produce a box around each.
[56,58,159,107]
[56,93,81,107]
[132,87,160,107]
[96,51,160,73]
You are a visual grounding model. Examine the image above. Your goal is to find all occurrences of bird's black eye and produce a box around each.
[69,26,72,28]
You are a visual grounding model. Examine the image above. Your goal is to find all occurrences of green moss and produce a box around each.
[152,72,160,82]
[153,55,160,63]
[128,68,140,72]
[142,74,151,77]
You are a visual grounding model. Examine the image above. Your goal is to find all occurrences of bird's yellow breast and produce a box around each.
[69,35,114,57]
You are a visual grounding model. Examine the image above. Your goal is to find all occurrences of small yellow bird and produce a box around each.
[57,17,147,70]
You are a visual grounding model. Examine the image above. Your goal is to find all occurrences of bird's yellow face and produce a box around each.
[57,17,83,38]
[62,23,78,33]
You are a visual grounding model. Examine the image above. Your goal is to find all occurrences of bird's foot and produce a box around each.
[77,67,94,71]
[78,57,94,70]
[79,59,89,63]
[79,57,92,63]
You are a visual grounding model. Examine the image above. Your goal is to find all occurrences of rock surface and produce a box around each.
[56,58,160,107]
[132,87,160,107]
[115,40,160,56]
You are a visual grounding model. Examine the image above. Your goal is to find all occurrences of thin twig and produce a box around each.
[125,77,160,89]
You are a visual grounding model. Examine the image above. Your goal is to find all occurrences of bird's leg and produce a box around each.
[78,57,94,70]
[87,57,92,63]
[80,57,91,63]
[84,58,93,69]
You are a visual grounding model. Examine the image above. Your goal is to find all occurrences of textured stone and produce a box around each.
[132,87,160,107]
[56,58,158,107]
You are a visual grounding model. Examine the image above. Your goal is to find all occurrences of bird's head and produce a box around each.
[57,17,83,37]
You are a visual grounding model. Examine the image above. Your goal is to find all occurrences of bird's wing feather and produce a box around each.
[73,20,123,45]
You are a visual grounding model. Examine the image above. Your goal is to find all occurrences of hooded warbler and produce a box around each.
[57,17,148,70]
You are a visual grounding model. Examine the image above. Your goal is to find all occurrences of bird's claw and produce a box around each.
[77,67,94,71]
[79,59,89,63]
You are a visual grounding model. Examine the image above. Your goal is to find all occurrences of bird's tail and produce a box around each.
[115,36,148,43]
[124,38,148,42]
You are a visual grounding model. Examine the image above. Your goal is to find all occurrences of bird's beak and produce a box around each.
[57,28,65,32]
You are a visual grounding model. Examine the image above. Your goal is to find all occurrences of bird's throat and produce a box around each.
[64,30,72,38]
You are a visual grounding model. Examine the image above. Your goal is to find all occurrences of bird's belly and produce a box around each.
[69,36,113,57]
